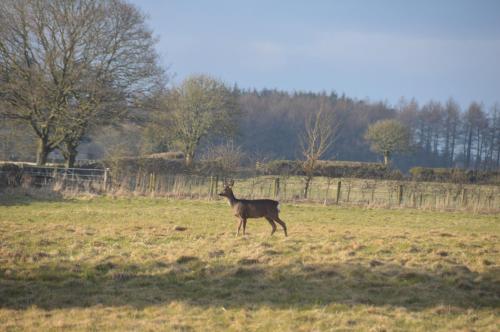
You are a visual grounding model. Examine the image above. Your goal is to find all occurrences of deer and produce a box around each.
[219,180,287,237]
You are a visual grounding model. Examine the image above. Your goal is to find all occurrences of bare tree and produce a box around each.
[202,140,246,174]
[0,0,164,167]
[462,102,487,169]
[0,118,36,161]
[443,98,461,166]
[299,100,338,198]
[165,75,239,167]
[490,103,500,169]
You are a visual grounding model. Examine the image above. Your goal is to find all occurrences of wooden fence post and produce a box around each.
[398,184,404,205]
[274,177,280,199]
[215,176,219,198]
[336,181,342,204]
[152,173,157,194]
[209,176,214,200]
[324,178,331,205]
[102,168,109,191]
[461,188,467,207]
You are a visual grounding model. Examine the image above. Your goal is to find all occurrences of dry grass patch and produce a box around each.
[0,196,499,331]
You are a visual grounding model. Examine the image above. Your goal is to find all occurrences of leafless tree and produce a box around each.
[462,102,487,169]
[299,100,338,198]
[202,140,246,174]
[0,0,164,167]
[443,98,461,166]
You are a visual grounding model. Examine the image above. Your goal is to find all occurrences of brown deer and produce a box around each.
[219,180,287,237]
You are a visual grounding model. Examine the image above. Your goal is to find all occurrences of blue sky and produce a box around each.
[130,0,500,108]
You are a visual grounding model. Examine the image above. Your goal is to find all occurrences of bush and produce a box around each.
[104,154,243,182]
[146,151,185,159]
[259,160,303,176]
[409,167,500,184]
[258,160,402,180]
[0,163,21,187]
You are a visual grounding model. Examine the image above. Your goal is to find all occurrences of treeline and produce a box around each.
[2,87,500,172]
[234,90,500,171]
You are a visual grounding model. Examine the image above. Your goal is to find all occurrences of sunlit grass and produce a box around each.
[0,196,499,331]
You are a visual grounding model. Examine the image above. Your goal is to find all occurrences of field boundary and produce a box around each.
[1,164,499,212]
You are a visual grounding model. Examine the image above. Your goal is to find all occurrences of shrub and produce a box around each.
[259,160,401,180]
[409,167,499,184]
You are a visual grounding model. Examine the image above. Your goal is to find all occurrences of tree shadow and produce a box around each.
[0,188,66,206]
[1,258,498,311]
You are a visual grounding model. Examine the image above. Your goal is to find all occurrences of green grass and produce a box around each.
[0,195,499,331]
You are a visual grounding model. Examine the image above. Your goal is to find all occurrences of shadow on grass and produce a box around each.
[0,188,66,206]
[1,258,499,311]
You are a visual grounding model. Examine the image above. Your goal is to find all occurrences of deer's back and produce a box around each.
[234,199,279,219]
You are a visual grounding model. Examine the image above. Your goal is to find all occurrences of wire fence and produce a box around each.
[0,164,108,191]
[1,165,499,212]
[109,172,500,212]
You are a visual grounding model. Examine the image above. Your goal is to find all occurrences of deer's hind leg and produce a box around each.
[273,216,288,237]
[265,217,277,235]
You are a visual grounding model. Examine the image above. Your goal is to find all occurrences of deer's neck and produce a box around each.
[226,192,238,207]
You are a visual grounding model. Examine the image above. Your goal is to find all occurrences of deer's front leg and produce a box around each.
[236,218,243,237]
[242,218,247,235]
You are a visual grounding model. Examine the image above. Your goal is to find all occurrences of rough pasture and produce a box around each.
[0,196,498,331]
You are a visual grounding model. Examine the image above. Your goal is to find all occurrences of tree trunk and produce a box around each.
[36,137,50,165]
[496,144,500,168]
[185,151,194,167]
[63,144,78,168]
[466,127,473,168]
[65,153,76,168]
[383,151,390,165]
[62,142,78,168]
[450,125,456,166]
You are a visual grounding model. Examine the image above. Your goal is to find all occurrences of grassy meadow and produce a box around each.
[0,194,499,331]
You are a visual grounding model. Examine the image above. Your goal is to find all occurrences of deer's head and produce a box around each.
[219,179,235,198]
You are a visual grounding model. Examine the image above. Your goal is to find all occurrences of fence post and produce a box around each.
[274,177,280,199]
[336,181,342,204]
[209,176,214,200]
[324,178,331,205]
[215,176,219,198]
[103,168,109,191]
[475,189,481,210]
[346,183,351,203]
[152,173,156,194]
[461,188,467,207]
[398,184,404,205]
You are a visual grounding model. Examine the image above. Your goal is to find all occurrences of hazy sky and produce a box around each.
[130,0,500,108]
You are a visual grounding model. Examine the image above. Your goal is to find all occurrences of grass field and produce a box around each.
[0,194,499,331]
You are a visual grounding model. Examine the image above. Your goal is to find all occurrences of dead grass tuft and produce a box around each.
[176,256,199,264]
[238,258,259,265]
